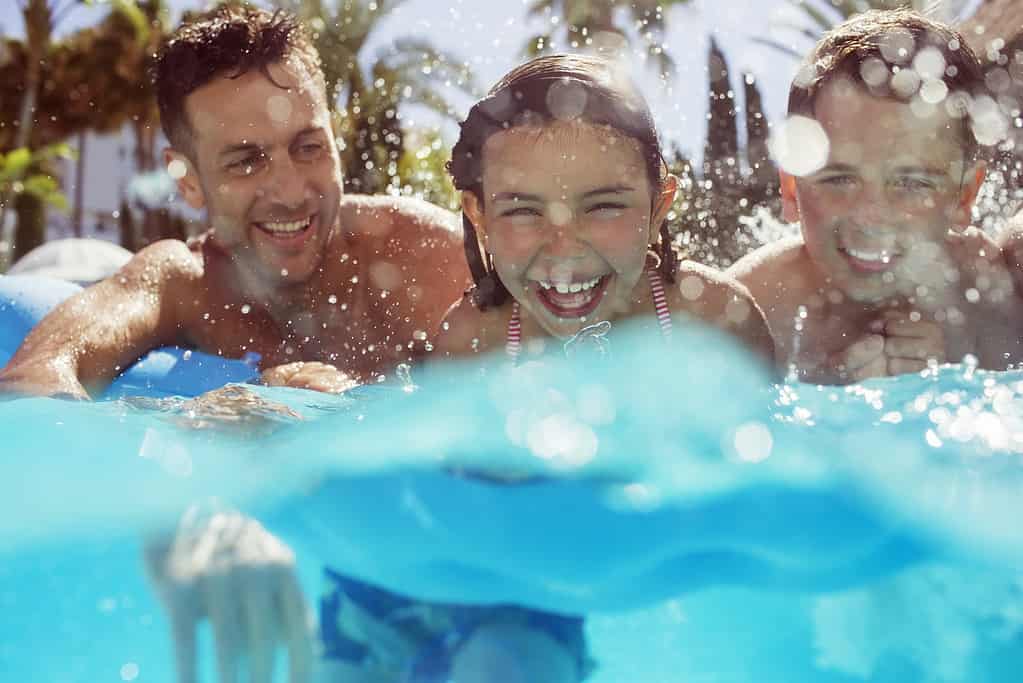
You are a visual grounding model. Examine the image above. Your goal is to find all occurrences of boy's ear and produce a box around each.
[163,148,205,210]
[779,171,800,223]
[951,160,987,231]
[650,174,679,243]
[461,191,486,248]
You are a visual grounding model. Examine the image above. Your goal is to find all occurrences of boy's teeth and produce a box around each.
[846,248,893,262]
[262,218,311,233]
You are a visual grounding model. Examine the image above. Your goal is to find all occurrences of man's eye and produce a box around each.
[295,143,325,161]
[227,155,266,175]
[820,175,855,186]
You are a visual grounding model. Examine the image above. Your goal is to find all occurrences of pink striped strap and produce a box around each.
[505,266,673,361]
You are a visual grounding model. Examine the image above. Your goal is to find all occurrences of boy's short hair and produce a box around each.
[154,3,326,161]
[787,9,986,156]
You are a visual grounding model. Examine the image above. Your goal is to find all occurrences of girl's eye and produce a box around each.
[499,207,543,223]
[586,203,627,217]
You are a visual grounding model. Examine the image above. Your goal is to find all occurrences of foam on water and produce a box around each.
[3,319,1023,681]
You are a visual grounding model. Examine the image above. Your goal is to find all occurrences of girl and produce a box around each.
[437,54,774,364]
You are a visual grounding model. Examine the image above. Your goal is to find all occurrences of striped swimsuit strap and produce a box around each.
[506,266,673,362]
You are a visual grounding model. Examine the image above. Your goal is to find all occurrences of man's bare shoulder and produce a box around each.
[109,239,204,291]
[340,194,459,239]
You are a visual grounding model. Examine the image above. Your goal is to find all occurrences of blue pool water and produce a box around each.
[3,317,1023,682]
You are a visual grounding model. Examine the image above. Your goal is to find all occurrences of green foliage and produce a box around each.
[393,129,458,211]
[0,144,73,210]
[524,0,693,76]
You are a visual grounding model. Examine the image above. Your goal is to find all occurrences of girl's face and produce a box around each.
[464,120,675,339]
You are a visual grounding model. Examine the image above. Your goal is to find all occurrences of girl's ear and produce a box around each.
[951,160,987,231]
[461,191,486,247]
[650,174,678,243]
[164,148,205,210]
[779,171,800,223]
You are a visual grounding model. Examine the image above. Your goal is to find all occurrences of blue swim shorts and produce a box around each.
[319,568,594,682]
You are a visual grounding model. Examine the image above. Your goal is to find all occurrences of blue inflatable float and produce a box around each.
[0,274,259,398]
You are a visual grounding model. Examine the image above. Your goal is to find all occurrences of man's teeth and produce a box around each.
[538,276,602,294]
[845,247,896,263]
[260,218,311,233]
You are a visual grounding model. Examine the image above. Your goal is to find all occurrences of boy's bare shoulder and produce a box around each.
[668,261,776,366]
[726,236,807,284]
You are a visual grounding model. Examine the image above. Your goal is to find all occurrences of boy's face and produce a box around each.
[782,78,985,304]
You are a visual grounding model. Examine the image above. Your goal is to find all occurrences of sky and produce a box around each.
[0,0,981,224]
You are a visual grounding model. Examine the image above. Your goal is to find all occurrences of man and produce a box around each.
[728,9,1023,384]
[0,5,470,682]
[0,5,468,400]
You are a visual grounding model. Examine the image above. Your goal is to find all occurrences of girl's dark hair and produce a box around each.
[447,54,675,309]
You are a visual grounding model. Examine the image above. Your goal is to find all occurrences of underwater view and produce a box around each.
[4,0,1023,681]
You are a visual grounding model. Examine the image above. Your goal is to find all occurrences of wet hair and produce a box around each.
[788,9,985,157]
[447,54,675,310]
[155,3,325,161]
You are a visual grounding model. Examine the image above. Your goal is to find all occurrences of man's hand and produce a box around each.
[144,510,313,683]
[260,362,359,394]
[829,311,945,382]
[0,361,90,400]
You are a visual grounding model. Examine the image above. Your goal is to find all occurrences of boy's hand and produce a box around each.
[874,311,946,375]
[830,311,945,382]
[831,333,887,382]
[144,511,313,683]
[261,361,359,394]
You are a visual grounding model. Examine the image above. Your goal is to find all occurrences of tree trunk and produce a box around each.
[16,0,53,150]
[13,192,45,264]
[73,131,86,237]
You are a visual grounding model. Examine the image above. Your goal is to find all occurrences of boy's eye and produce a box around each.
[892,176,936,191]
[819,175,856,187]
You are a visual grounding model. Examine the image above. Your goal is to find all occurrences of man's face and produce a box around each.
[784,78,983,305]
[171,59,342,290]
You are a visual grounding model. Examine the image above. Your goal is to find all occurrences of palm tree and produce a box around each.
[523,0,692,76]
[283,0,477,194]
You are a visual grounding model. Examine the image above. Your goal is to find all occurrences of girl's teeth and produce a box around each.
[543,276,601,293]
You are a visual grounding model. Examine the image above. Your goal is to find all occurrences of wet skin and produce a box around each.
[0,60,470,399]
[435,120,775,365]
[729,79,1023,383]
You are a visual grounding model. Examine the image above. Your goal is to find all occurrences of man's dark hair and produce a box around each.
[154,3,325,160]
[788,9,986,155]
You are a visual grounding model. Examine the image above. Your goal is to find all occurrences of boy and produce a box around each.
[728,10,1022,384]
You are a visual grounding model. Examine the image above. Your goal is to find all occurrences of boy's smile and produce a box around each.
[783,78,983,305]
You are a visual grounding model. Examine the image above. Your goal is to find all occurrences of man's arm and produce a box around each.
[0,240,201,399]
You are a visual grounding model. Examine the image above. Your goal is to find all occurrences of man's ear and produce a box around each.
[461,191,486,249]
[951,160,986,231]
[780,171,800,223]
[163,148,205,210]
[650,174,679,243]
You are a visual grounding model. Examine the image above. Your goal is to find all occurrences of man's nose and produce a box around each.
[261,155,308,208]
